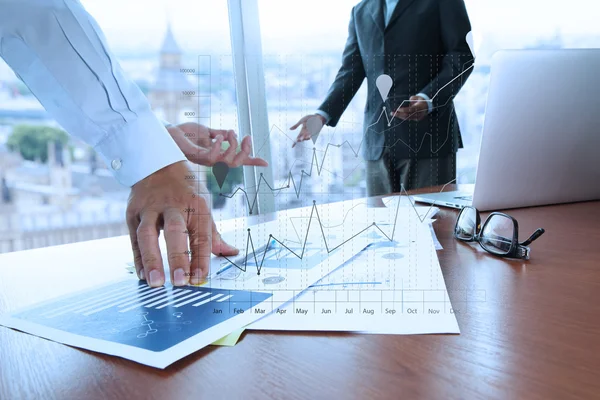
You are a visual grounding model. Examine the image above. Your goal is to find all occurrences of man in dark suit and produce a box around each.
[291,0,474,195]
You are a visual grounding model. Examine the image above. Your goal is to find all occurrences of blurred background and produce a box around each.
[0,0,598,253]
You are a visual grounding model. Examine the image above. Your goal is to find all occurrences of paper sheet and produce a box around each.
[0,208,373,368]
[249,205,459,334]
[428,220,444,250]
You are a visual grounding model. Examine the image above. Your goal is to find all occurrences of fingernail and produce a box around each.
[149,269,164,287]
[174,268,188,286]
[190,269,205,285]
[138,269,145,280]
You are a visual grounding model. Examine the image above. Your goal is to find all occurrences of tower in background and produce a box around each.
[148,24,195,124]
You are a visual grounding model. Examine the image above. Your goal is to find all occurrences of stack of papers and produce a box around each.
[0,196,457,369]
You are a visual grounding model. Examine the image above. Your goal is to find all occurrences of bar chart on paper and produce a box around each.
[0,212,371,368]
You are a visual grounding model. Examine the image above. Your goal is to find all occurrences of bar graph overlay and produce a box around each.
[14,280,271,352]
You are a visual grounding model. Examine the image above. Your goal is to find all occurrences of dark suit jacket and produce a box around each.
[318,0,473,161]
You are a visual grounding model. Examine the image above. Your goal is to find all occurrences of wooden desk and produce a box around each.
[1,191,599,399]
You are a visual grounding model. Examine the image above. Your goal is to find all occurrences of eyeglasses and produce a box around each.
[454,206,545,260]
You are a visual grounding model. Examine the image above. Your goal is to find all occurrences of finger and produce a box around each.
[126,209,144,280]
[230,145,250,168]
[177,122,200,133]
[244,141,269,166]
[222,130,238,163]
[207,134,224,165]
[163,208,190,286]
[137,211,165,287]
[291,132,309,148]
[407,109,420,120]
[406,107,425,121]
[229,136,255,167]
[246,157,269,167]
[207,127,230,140]
[295,131,308,142]
[211,221,239,257]
[188,199,212,284]
[290,119,304,130]
[241,134,252,154]
[392,107,409,120]
[179,123,214,147]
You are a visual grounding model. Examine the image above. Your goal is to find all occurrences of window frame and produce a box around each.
[227,0,275,215]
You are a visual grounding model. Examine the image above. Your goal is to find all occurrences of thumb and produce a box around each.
[212,221,239,257]
[290,116,308,130]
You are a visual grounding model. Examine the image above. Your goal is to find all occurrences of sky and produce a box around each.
[80,0,600,55]
[1,0,598,81]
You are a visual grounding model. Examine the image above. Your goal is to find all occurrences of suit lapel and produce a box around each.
[385,0,418,31]
[368,0,385,35]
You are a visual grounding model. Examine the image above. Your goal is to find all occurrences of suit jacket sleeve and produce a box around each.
[419,0,474,110]
[317,8,366,127]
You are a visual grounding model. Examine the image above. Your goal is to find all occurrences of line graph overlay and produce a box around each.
[217,182,445,277]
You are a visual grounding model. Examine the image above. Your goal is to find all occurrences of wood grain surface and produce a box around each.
[1,191,599,400]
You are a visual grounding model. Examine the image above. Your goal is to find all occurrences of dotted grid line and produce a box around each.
[195,52,471,294]
[284,54,292,291]
[432,53,439,291]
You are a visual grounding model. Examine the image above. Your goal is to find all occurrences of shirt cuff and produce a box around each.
[95,110,187,187]
[315,110,331,124]
[416,93,433,114]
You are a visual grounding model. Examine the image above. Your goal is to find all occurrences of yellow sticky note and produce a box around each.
[211,329,245,346]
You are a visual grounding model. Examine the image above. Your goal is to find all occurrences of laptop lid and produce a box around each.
[472,49,600,211]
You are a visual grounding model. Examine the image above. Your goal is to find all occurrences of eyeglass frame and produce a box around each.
[453,206,545,260]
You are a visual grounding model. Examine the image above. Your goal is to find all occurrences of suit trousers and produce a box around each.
[366,147,457,196]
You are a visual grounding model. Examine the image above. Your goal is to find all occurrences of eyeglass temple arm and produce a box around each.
[520,228,545,247]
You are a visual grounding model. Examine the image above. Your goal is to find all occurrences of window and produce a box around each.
[454,0,600,182]
[84,0,247,221]
[0,0,599,253]
[254,0,369,212]
[245,0,600,195]
[0,0,244,253]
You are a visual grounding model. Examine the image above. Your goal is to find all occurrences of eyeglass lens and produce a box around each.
[455,207,477,240]
[480,214,515,255]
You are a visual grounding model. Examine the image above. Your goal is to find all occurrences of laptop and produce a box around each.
[413,49,600,211]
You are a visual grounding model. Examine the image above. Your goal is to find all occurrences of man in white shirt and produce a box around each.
[0,0,267,287]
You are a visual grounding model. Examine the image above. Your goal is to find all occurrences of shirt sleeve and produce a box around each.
[0,0,186,187]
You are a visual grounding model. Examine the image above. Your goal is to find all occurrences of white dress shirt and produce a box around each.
[384,0,399,25]
[0,0,186,187]
[316,0,433,124]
